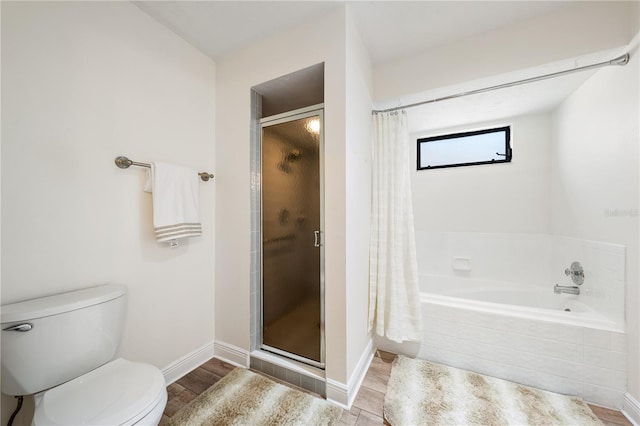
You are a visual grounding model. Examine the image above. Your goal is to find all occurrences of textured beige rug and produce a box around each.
[384,356,602,426]
[167,368,342,426]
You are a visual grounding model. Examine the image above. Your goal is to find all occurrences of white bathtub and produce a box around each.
[420,275,621,332]
[397,274,628,408]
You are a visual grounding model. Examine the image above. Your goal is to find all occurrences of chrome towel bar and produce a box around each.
[115,156,214,182]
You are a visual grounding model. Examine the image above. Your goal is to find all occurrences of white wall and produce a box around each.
[215,6,351,384]
[550,43,639,400]
[412,113,552,234]
[344,6,374,384]
[374,1,633,105]
[215,6,373,403]
[1,2,216,424]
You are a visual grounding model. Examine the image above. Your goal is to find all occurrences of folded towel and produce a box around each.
[144,161,202,243]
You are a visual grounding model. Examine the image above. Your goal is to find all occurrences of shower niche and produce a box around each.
[250,64,326,389]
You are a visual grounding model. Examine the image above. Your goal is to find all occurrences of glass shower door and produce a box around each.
[260,108,324,367]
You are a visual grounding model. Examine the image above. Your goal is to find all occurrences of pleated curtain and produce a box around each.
[368,110,422,343]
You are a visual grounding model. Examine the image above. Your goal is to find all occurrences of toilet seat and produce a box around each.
[33,358,167,426]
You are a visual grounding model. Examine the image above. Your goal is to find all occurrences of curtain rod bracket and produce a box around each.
[610,53,629,66]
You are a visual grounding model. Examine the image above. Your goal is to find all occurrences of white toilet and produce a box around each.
[1,284,168,425]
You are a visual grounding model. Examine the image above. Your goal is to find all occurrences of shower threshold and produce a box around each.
[250,349,326,396]
[261,343,325,370]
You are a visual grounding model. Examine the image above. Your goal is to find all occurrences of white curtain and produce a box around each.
[368,110,422,343]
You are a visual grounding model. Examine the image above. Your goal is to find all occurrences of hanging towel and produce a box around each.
[144,161,202,242]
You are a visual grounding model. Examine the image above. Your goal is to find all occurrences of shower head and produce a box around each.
[285,149,301,162]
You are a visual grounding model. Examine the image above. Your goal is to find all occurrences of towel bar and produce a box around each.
[115,156,214,181]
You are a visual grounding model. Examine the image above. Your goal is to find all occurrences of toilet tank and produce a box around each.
[1,284,127,396]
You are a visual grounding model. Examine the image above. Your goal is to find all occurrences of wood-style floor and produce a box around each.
[160,351,632,426]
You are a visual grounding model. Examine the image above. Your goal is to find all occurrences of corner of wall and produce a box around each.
[624,393,640,426]
[327,337,374,409]
[213,340,251,368]
[162,341,215,385]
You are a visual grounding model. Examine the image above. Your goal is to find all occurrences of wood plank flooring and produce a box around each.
[160,351,631,426]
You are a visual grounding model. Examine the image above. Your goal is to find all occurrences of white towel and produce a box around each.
[144,161,202,242]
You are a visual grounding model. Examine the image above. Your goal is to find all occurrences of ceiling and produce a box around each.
[134,1,572,65]
[134,1,609,132]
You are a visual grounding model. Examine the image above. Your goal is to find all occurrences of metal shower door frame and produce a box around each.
[258,103,325,369]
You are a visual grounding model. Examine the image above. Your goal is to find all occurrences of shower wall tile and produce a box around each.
[272,365,287,382]
[300,374,317,394]
[249,357,325,397]
[250,91,262,354]
[583,346,626,371]
[610,332,627,353]
[584,328,615,350]
[582,384,625,411]
[261,360,274,377]
[285,369,302,387]
[250,358,262,371]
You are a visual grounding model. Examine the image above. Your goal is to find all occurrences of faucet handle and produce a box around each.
[564,262,585,285]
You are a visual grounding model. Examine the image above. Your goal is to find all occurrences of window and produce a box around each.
[417,126,511,170]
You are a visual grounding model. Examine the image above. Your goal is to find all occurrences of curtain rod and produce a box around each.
[372,53,629,114]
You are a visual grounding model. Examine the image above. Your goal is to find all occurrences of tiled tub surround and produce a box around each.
[410,231,627,408]
[418,299,626,409]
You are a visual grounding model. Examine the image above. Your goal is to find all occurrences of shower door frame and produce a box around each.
[258,104,325,369]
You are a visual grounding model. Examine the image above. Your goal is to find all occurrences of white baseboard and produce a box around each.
[346,338,375,408]
[623,392,640,426]
[326,338,374,409]
[326,378,349,409]
[162,341,215,385]
[213,340,250,368]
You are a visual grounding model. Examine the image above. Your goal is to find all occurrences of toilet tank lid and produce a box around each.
[1,284,127,324]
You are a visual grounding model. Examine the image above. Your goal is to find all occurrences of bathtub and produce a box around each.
[391,274,628,408]
[420,275,621,332]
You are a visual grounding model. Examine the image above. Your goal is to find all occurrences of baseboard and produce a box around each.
[213,340,250,368]
[326,338,375,409]
[162,341,215,385]
[326,378,349,409]
[346,338,375,408]
[623,392,640,426]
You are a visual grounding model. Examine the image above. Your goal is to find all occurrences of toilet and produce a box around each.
[1,284,168,425]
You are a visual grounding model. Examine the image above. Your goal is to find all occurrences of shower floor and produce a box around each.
[263,296,321,363]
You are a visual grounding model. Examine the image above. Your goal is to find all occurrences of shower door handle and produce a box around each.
[314,230,322,247]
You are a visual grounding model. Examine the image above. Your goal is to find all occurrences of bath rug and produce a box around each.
[167,368,342,426]
[384,356,602,426]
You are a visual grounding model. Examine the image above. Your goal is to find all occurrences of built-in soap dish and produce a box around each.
[452,257,471,271]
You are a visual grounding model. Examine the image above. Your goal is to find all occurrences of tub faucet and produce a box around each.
[554,284,580,295]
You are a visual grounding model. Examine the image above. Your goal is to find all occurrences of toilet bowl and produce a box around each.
[32,359,167,426]
[1,284,168,425]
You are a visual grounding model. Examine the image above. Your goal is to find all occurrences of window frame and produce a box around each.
[416,125,512,171]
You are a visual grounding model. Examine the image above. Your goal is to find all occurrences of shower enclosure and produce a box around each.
[259,106,324,368]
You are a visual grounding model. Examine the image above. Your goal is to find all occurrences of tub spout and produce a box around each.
[554,284,580,295]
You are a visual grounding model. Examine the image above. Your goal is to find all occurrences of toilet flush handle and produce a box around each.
[3,323,33,332]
